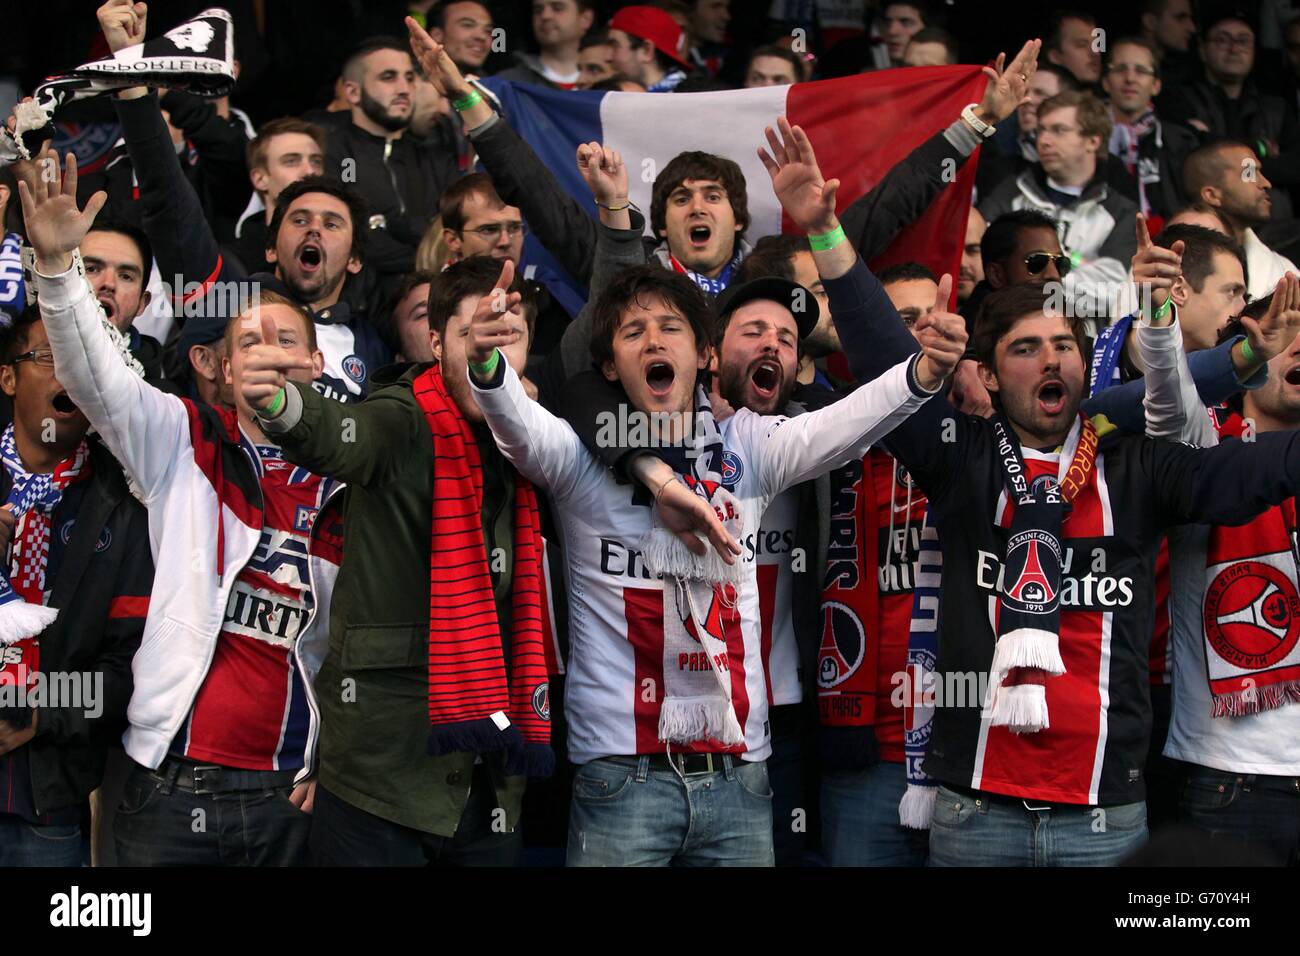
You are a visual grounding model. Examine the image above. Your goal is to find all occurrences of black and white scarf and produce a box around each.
[1,8,235,164]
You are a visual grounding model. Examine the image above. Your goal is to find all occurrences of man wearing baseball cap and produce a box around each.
[607,5,693,92]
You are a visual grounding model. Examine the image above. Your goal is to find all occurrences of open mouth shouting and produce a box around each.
[1285,365,1300,388]
[297,241,324,276]
[1036,379,1067,416]
[96,295,117,322]
[645,360,676,398]
[51,390,79,418]
[688,223,713,249]
[749,358,782,402]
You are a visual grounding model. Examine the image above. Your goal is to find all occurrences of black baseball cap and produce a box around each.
[713,276,819,340]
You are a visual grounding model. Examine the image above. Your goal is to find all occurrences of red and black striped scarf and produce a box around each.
[413,365,553,778]
[1201,412,1300,716]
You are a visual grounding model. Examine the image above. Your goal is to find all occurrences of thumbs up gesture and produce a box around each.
[239,308,316,413]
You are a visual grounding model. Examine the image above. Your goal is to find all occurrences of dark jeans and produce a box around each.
[0,816,84,866]
[1144,682,1183,835]
[113,761,311,866]
[310,763,522,866]
[1179,765,1300,865]
[768,703,810,866]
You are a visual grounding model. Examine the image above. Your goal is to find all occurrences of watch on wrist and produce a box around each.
[961,104,996,139]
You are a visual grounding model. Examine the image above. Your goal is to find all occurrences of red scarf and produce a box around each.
[816,452,880,768]
[1201,413,1300,716]
[413,366,552,777]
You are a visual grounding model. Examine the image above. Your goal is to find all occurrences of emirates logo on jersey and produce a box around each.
[1204,561,1300,671]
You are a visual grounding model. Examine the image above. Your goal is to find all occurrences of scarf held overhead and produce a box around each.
[1,8,235,163]
[987,413,1098,733]
[1201,412,1300,717]
[414,365,552,778]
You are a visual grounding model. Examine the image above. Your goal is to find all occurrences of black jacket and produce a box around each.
[323,121,460,277]
[0,439,152,817]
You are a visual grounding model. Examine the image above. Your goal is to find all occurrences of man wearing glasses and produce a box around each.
[438,172,579,357]
[1101,37,1199,224]
[979,90,1139,303]
[1162,11,1298,215]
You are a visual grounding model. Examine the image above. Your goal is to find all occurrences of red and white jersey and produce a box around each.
[472,357,929,765]
[172,445,340,771]
[756,489,801,707]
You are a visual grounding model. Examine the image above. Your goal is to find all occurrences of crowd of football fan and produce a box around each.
[0,0,1299,868]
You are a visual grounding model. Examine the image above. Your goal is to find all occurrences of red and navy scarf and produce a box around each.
[1201,413,1300,716]
[414,366,552,777]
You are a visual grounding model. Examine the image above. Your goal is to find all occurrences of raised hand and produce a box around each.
[1130,212,1183,320]
[913,274,969,391]
[757,116,840,235]
[978,39,1041,124]
[97,0,148,54]
[16,150,107,274]
[406,15,472,99]
[467,258,523,369]
[576,142,628,206]
[240,309,316,412]
[1241,273,1300,364]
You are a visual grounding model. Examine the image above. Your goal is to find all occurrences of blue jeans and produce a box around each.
[1179,765,1300,865]
[114,762,311,866]
[0,816,84,866]
[566,755,775,866]
[821,760,929,866]
[928,785,1148,866]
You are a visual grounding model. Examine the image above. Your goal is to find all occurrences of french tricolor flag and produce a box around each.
[481,66,986,309]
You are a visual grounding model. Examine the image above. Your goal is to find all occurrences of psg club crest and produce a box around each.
[341,354,367,385]
[1204,561,1300,671]
[1001,529,1062,614]
[531,682,550,722]
[817,601,865,689]
[719,451,743,488]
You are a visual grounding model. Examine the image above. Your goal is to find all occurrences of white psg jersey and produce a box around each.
[472,356,929,764]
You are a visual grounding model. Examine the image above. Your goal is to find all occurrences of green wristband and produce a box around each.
[1145,296,1173,323]
[453,90,484,112]
[1240,337,1257,365]
[808,224,846,252]
[469,349,501,378]
[262,388,286,419]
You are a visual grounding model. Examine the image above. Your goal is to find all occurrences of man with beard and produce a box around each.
[466,256,962,866]
[1183,140,1300,301]
[763,115,1300,865]
[325,37,460,277]
[95,3,391,405]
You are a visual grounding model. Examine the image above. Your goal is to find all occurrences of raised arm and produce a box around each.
[21,149,189,501]
[407,16,598,287]
[841,40,1041,261]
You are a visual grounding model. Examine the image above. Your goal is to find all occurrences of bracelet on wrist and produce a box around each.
[261,388,286,419]
[1143,296,1173,323]
[452,90,484,112]
[595,199,631,211]
[808,224,846,252]
[654,474,681,506]
[469,349,501,378]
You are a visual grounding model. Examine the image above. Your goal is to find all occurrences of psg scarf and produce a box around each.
[414,366,553,778]
[1088,315,1134,398]
[0,429,91,728]
[668,247,743,297]
[1,8,235,164]
[639,384,747,748]
[987,413,1098,733]
[816,453,881,770]
[900,507,942,828]
[1201,413,1300,717]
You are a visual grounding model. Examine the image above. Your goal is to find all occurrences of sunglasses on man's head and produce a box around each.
[1024,251,1072,277]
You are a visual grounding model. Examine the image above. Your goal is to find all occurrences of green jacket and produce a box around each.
[268,364,525,837]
